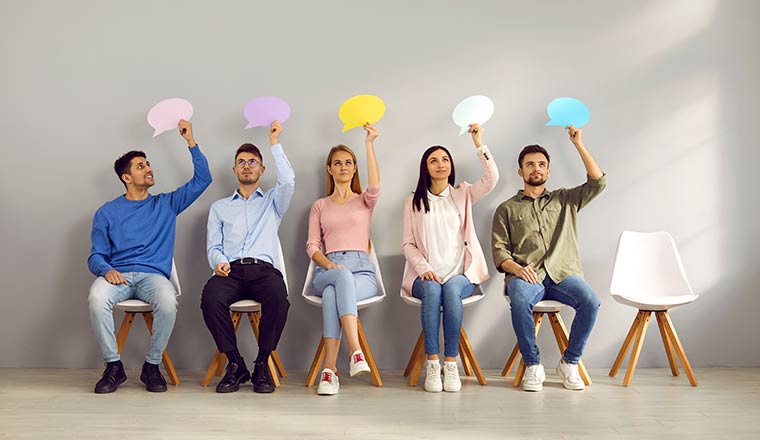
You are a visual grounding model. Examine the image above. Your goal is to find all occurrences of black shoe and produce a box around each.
[216,358,251,393]
[140,361,168,392]
[252,361,275,393]
[94,360,127,394]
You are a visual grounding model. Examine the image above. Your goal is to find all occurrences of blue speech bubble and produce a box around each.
[546,97,590,127]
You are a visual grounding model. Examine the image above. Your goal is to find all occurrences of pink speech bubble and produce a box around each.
[147,98,193,138]
[243,96,291,129]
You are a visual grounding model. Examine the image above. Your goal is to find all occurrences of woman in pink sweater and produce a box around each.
[402,123,499,392]
[306,123,381,395]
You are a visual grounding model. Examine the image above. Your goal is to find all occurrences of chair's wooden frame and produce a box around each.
[115,310,180,386]
[403,327,487,387]
[305,319,383,387]
[501,310,592,387]
[201,310,286,387]
[609,309,697,386]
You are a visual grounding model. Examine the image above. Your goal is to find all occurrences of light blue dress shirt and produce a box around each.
[206,143,295,269]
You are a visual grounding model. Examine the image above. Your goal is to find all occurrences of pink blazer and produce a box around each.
[401,146,499,296]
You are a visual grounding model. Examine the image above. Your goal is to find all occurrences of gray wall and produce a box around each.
[2,0,758,370]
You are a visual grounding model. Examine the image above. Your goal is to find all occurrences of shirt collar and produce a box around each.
[517,188,550,201]
[427,186,451,200]
[230,187,265,201]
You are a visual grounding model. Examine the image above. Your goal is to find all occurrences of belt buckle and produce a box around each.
[240,257,254,265]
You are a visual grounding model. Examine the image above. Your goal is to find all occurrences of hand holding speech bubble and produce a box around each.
[147,98,193,138]
[452,95,494,136]
[338,95,385,133]
[546,97,590,128]
[243,96,291,129]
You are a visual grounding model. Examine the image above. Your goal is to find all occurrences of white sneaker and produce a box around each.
[523,364,546,392]
[442,361,461,392]
[317,368,339,395]
[424,360,443,392]
[349,350,370,377]
[557,359,585,390]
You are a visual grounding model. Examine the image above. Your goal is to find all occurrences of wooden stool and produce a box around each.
[201,300,286,387]
[114,299,180,386]
[502,299,591,387]
[403,326,487,386]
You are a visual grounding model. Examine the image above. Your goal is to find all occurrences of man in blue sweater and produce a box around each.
[87,119,212,393]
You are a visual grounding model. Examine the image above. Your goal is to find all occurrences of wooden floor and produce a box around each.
[2,368,759,439]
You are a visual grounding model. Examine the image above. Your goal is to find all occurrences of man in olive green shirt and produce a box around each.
[492,126,606,392]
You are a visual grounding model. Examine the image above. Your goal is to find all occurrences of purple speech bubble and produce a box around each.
[147,98,193,138]
[243,96,291,129]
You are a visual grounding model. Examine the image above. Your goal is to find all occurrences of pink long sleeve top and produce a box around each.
[306,184,380,258]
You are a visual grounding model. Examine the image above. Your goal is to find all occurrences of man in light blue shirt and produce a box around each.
[201,121,294,393]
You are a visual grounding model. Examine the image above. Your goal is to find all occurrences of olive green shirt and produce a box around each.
[491,174,607,285]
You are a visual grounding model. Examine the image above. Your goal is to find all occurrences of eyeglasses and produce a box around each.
[235,158,260,168]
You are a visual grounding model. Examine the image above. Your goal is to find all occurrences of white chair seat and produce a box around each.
[114,299,153,313]
[612,293,698,311]
[228,299,263,313]
[504,296,567,313]
[401,291,485,308]
[303,293,385,310]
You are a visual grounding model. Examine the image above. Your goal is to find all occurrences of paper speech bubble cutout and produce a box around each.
[338,95,385,133]
[147,98,194,138]
[546,97,590,127]
[243,96,291,129]
[452,95,494,136]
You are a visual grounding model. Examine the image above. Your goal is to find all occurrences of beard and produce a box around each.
[237,175,259,185]
[524,175,547,187]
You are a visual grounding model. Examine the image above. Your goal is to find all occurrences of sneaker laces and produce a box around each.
[564,362,581,382]
[526,365,540,381]
[352,352,365,364]
[444,363,458,377]
[320,370,334,383]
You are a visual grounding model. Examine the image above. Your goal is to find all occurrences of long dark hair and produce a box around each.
[412,145,456,213]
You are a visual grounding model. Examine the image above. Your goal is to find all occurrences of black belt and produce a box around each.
[230,257,274,269]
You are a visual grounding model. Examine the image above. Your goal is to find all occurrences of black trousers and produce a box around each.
[201,262,290,354]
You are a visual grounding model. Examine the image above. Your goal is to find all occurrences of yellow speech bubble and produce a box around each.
[338,95,385,132]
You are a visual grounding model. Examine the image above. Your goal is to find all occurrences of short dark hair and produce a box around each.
[235,143,263,163]
[518,144,550,167]
[114,150,146,187]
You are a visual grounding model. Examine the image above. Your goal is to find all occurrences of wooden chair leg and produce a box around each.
[356,319,382,387]
[211,312,244,379]
[408,343,426,387]
[655,311,680,376]
[548,312,591,386]
[623,311,652,386]
[513,312,543,387]
[116,312,135,353]
[502,343,521,377]
[658,311,698,386]
[249,312,286,385]
[458,327,486,385]
[609,310,645,377]
[305,337,326,387]
[201,351,225,387]
[404,331,424,377]
[142,312,180,386]
[458,339,473,376]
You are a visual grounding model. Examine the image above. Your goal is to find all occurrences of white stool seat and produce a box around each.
[114,299,154,313]
[228,300,263,313]
[504,296,567,313]
[612,294,697,311]
[401,291,485,308]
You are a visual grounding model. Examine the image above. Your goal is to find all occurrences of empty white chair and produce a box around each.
[302,243,386,387]
[608,231,699,386]
[113,259,182,386]
[400,266,487,387]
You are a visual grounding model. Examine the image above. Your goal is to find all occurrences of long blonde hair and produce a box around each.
[325,145,362,196]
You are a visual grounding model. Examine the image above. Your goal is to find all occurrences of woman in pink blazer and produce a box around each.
[401,123,499,392]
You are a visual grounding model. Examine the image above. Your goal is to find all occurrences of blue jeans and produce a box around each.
[312,251,377,339]
[88,272,177,364]
[506,275,600,365]
[412,275,475,357]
